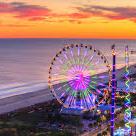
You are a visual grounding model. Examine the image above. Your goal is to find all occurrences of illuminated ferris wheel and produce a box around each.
[48,44,111,111]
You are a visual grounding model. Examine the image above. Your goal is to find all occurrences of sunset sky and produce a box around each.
[0,0,136,39]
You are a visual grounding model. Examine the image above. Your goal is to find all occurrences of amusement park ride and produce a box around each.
[48,44,136,136]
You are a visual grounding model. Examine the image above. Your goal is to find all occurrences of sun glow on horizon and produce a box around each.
[0,0,136,39]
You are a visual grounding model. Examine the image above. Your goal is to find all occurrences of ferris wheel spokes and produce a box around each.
[49,44,111,111]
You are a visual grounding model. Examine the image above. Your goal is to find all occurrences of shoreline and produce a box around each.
[0,63,135,115]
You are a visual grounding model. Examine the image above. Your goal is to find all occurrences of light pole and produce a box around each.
[111,45,116,136]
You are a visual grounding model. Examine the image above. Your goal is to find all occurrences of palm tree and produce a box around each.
[97,133,102,136]
[102,131,107,136]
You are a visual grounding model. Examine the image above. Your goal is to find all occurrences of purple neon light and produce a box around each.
[49,44,110,111]
[69,72,90,90]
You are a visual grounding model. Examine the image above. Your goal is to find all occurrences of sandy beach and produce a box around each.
[0,64,135,115]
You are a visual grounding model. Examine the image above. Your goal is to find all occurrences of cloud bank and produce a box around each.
[0,2,136,23]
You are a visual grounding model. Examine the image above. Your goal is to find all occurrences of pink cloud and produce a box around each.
[1,2,136,24]
[75,5,136,23]
[0,2,52,21]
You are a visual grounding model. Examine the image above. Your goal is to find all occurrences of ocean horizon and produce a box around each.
[0,38,136,89]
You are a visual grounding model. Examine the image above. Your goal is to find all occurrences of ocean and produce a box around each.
[0,38,136,89]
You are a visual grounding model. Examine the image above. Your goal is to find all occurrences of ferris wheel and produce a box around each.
[48,44,111,111]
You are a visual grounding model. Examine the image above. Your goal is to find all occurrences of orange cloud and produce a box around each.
[67,13,91,19]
